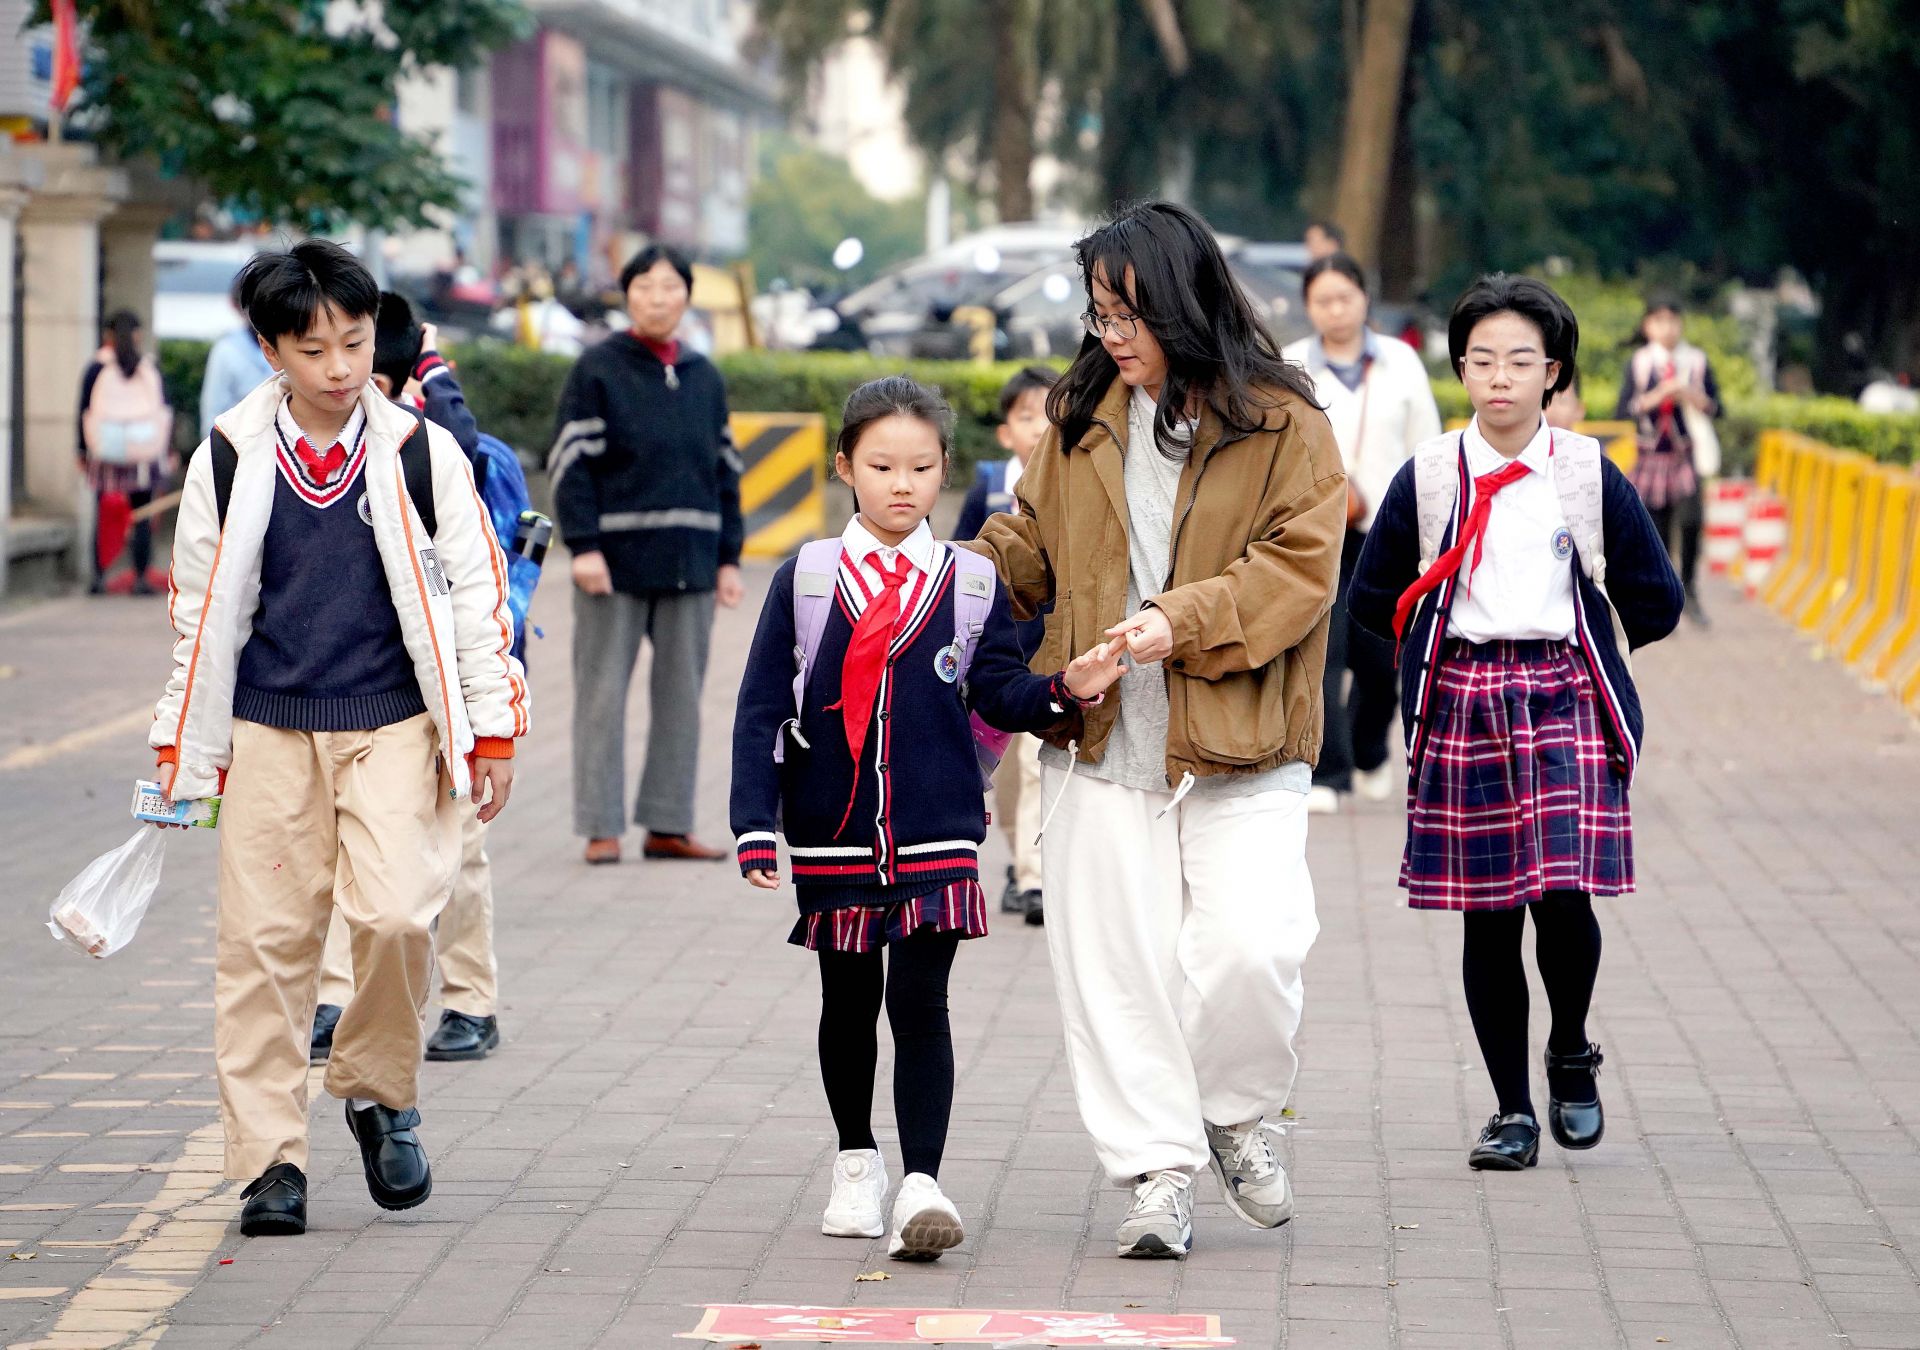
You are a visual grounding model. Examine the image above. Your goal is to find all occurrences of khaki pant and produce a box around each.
[992,733,1045,894]
[215,715,457,1180]
[318,802,497,1017]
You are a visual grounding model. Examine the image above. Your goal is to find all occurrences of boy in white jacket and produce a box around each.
[146,241,529,1237]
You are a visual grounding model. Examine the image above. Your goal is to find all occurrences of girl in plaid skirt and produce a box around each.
[1351,276,1684,1172]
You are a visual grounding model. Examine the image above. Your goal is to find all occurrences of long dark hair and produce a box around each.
[1049,201,1318,460]
[105,311,141,378]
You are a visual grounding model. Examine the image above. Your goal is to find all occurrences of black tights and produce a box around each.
[816,929,961,1179]
[1461,893,1602,1119]
[1648,492,1703,592]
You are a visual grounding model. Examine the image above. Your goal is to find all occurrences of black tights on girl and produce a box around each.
[816,928,961,1179]
[1461,892,1602,1119]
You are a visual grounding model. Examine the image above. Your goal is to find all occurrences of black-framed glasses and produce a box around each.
[1082,310,1140,341]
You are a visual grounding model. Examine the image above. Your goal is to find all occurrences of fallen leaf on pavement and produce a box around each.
[1392,1223,1419,1230]
[7,1252,34,1261]
[854,1271,891,1282]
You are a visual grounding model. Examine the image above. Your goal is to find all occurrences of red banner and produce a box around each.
[50,0,81,112]
[678,1304,1234,1346]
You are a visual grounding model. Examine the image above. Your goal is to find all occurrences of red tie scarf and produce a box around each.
[293,435,348,484]
[827,554,914,834]
[1391,458,1532,641]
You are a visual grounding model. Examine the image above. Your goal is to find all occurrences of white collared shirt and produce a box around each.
[274,397,366,484]
[841,514,936,597]
[1444,416,1577,644]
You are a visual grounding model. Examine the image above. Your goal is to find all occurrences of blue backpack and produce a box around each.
[473,432,540,662]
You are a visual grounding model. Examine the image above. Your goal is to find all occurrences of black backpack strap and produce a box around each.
[397,408,437,539]
[210,428,237,527]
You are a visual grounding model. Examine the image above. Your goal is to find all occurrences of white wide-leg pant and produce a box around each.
[1039,767,1319,1184]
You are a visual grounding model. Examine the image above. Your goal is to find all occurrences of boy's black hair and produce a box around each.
[1446,273,1579,409]
[1306,219,1347,248]
[619,243,693,294]
[372,290,423,392]
[1301,251,1368,300]
[234,239,380,344]
[996,365,1058,421]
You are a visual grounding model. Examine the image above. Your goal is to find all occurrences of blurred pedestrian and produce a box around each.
[956,364,1057,925]
[1303,220,1346,260]
[78,311,174,595]
[1618,296,1720,626]
[1351,275,1683,1173]
[200,284,274,437]
[550,244,745,865]
[1283,253,1441,814]
[1545,370,1586,430]
[968,201,1343,1258]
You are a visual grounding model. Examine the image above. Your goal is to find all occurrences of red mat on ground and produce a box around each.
[679,1304,1232,1346]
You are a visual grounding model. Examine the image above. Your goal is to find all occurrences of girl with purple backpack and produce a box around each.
[730,376,1125,1261]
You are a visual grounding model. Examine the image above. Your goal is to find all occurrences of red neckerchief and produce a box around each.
[826,552,913,835]
[292,434,348,484]
[1392,456,1533,641]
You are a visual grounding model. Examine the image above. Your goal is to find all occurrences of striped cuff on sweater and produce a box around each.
[414,352,451,384]
[736,831,779,876]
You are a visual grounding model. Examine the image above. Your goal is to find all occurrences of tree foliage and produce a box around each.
[746,134,925,291]
[39,0,531,231]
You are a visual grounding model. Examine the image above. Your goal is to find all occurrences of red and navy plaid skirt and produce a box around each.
[789,879,990,953]
[1402,639,1633,911]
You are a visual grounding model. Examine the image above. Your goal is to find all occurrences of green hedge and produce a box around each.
[160,339,1919,477]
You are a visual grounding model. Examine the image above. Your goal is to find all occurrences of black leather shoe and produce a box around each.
[999,866,1024,914]
[1468,1113,1540,1170]
[1546,1042,1606,1150]
[309,1004,343,1065]
[239,1162,307,1236]
[1021,890,1045,926]
[424,1010,500,1062]
[345,1102,432,1210]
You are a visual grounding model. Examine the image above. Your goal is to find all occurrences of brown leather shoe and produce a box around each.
[643,832,727,862]
[583,837,622,865]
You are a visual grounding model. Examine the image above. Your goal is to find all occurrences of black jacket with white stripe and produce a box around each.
[546,335,744,594]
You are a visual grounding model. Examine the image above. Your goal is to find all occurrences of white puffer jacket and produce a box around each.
[150,377,529,801]
[1284,331,1442,534]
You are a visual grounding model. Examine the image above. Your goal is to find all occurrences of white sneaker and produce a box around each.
[1307,785,1341,815]
[1203,1118,1294,1229]
[822,1148,888,1238]
[1116,1169,1193,1258]
[1354,763,1397,802]
[887,1172,964,1260]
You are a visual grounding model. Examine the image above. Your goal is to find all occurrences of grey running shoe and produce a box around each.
[1116,1169,1193,1258]
[1204,1118,1294,1229]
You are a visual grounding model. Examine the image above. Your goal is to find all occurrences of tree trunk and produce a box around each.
[1331,0,1417,268]
[989,0,1038,223]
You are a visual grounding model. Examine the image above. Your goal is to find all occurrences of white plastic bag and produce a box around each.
[47,829,167,959]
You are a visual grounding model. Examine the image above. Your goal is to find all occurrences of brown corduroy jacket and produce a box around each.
[964,374,1347,784]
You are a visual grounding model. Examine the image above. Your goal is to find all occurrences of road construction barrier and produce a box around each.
[1704,479,1749,574]
[1739,494,1787,597]
[733,412,827,560]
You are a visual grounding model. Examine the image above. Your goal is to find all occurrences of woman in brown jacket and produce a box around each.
[968,202,1346,1258]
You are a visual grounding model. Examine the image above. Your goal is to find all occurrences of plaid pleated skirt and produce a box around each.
[789,878,990,953]
[1402,639,1633,911]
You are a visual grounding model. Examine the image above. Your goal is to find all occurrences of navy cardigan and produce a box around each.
[1349,450,1683,781]
[730,547,1070,912]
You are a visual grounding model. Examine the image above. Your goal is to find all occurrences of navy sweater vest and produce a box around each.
[234,462,426,732]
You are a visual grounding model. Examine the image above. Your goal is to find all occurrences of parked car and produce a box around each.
[151,241,260,342]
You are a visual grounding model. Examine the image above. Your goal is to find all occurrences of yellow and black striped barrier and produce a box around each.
[733,412,827,559]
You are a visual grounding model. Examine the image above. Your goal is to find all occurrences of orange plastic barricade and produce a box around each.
[1768,441,1835,618]
[1820,466,1890,653]
[1796,453,1870,634]
[1844,472,1917,671]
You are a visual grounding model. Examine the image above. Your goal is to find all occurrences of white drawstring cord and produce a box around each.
[1155,771,1197,819]
[1033,740,1080,846]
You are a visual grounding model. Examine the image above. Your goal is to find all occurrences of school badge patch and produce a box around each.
[357,492,374,527]
[935,643,962,683]
[1551,525,1574,561]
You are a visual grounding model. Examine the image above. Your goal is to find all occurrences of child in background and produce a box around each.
[731,376,1125,1260]
[957,365,1057,924]
[1350,275,1682,1172]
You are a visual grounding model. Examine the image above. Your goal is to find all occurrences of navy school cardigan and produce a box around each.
[730,546,1072,912]
[1348,450,1684,781]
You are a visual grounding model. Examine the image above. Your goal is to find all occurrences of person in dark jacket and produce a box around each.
[549,245,745,864]
[1350,274,1683,1175]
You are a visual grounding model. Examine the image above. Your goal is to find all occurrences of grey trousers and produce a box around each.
[572,587,715,839]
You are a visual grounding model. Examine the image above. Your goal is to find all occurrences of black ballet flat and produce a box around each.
[1468,1113,1540,1171]
[1545,1042,1605,1150]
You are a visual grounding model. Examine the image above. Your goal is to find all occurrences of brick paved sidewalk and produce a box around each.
[2,573,1918,1349]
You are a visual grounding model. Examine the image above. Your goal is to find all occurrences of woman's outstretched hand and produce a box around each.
[1105,607,1174,664]
[1063,639,1128,701]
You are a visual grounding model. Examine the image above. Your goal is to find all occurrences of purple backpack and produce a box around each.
[773,539,1012,790]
